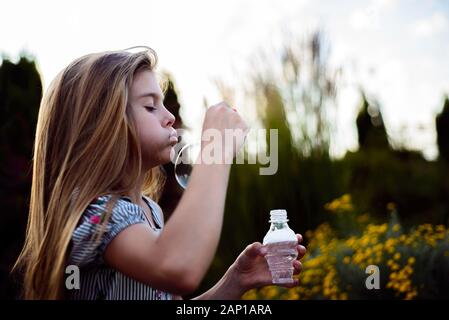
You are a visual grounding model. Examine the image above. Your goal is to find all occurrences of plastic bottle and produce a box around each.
[262,209,298,284]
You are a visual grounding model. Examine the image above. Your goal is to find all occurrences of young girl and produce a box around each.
[14,47,306,300]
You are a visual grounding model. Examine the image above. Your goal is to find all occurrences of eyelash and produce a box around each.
[144,106,156,112]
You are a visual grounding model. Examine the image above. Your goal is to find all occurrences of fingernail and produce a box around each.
[260,247,268,255]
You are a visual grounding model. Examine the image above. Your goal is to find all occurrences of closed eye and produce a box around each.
[144,106,156,112]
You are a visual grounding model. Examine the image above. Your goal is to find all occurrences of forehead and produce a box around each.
[129,69,163,100]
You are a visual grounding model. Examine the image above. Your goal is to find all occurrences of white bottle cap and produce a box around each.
[269,209,288,223]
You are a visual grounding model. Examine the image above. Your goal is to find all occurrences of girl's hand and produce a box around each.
[201,102,249,162]
[229,234,306,292]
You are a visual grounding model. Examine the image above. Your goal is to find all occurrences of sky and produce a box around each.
[1,0,448,159]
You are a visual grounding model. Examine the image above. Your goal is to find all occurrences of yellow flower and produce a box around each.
[403,265,413,275]
[260,286,279,299]
[357,214,370,223]
[277,217,449,300]
[340,293,348,300]
[287,291,299,300]
[324,194,354,213]
[341,194,351,202]
[387,202,397,211]
[405,290,418,300]
[426,238,437,247]
[242,290,258,300]
[399,283,409,293]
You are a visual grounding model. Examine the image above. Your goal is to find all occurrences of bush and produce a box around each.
[243,194,449,300]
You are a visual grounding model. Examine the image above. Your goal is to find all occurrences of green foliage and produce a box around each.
[0,55,42,298]
[198,33,343,294]
[197,34,449,298]
[436,96,449,163]
[244,196,449,300]
[356,93,390,151]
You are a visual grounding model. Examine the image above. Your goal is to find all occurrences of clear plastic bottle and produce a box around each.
[262,209,298,284]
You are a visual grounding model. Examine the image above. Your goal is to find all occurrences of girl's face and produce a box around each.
[128,70,177,169]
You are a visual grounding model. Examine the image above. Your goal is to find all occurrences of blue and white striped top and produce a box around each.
[66,194,173,300]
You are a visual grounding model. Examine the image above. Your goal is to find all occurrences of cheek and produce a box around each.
[133,113,171,164]
[139,132,161,165]
[140,135,173,166]
[135,116,160,146]
[138,124,170,160]
[139,128,162,153]
[139,127,155,145]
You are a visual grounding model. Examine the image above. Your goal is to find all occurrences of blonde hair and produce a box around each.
[13,47,166,299]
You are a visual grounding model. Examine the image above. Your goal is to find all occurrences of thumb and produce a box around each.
[244,242,267,258]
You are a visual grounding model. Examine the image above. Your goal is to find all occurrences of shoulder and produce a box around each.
[79,195,145,226]
[69,195,146,266]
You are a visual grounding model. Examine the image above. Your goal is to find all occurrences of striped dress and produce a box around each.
[66,194,173,300]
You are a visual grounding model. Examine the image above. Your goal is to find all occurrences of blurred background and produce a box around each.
[1,0,448,299]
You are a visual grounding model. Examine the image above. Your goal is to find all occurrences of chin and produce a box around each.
[161,146,176,165]
[143,147,174,168]
[168,147,176,164]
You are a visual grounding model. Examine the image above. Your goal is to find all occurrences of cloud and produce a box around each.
[412,12,448,37]
[349,0,399,30]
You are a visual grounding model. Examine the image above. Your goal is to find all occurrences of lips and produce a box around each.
[169,130,178,144]
[169,135,178,143]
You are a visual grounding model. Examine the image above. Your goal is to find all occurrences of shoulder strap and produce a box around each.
[142,196,163,228]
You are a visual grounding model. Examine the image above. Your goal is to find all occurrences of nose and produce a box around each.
[163,106,176,127]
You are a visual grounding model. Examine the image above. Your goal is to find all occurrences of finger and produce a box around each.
[244,242,266,258]
[293,260,303,275]
[296,234,303,244]
[279,278,300,288]
[221,101,231,109]
[297,244,307,258]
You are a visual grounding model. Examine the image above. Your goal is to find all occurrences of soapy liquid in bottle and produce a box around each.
[265,241,298,284]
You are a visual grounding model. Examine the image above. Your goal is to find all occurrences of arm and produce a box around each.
[192,266,245,300]
[104,103,248,296]
[103,162,230,295]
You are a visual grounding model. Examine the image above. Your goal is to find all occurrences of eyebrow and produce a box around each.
[138,92,165,100]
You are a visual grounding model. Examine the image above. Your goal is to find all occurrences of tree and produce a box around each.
[0,55,42,299]
[356,92,390,150]
[436,96,449,163]
[195,32,343,297]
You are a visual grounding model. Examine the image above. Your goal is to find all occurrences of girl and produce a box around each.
[14,47,306,300]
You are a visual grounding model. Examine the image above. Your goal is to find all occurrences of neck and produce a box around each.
[126,173,145,204]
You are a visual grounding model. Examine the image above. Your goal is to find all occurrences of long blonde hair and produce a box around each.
[13,48,166,299]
